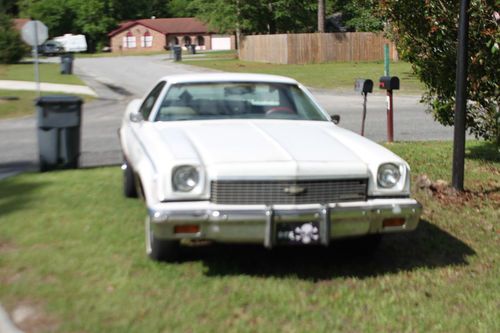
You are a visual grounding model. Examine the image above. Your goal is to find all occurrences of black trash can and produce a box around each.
[173,46,182,61]
[60,53,74,74]
[190,44,196,54]
[36,95,83,171]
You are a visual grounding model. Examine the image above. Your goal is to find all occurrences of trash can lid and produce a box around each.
[36,95,83,106]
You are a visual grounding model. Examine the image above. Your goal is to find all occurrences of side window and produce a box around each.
[139,81,166,120]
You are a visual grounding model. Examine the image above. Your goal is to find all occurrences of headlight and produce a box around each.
[172,166,199,192]
[377,163,401,189]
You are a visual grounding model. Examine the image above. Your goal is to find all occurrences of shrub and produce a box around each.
[0,14,28,64]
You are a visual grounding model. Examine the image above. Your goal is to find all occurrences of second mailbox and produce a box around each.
[355,79,373,94]
[379,76,400,90]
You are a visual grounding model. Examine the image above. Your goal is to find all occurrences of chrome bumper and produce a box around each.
[148,198,422,248]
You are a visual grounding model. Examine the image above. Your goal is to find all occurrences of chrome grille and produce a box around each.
[210,179,368,205]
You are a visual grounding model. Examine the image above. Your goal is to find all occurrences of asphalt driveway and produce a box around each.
[0,54,454,179]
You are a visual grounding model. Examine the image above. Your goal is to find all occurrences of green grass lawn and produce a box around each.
[0,90,93,120]
[0,141,498,332]
[0,63,84,85]
[183,57,424,94]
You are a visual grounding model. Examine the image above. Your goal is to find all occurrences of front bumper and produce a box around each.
[148,198,422,248]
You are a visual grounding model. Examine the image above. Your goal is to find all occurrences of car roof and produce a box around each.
[158,73,299,85]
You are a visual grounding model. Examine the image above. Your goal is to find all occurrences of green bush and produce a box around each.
[0,14,28,64]
[381,0,500,141]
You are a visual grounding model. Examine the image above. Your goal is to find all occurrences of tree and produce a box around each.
[342,0,383,32]
[325,0,383,32]
[318,0,325,32]
[169,0,196,17]
[380,0,499,140]
[190,0,317,35]
[21,0,76,37]
[0,0,19,15]
[0,13,27,64]
[70,0,116,51]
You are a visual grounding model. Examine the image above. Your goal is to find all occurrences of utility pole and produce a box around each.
[318,0,325,32]
[235,0,241,56]
[452,0,470,191]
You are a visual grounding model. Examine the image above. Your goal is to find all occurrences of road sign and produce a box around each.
[21,20,48,46]
[21,21,48,98]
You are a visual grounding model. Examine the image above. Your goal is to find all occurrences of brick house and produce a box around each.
[108,17,235,53]
[13,18,30,31]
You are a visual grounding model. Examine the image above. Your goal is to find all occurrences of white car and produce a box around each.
[119,73,422,262]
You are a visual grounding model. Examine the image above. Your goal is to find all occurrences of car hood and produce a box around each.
[146,120,404,180]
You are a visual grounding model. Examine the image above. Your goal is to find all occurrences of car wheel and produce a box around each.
[123,160,138,198]
[146,216,180,262]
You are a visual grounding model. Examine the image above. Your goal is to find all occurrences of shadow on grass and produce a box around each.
[179,220,475,281]
[466,142,500,162]
[0,164,46,218]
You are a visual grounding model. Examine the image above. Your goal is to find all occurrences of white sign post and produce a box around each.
[21,21,48,97]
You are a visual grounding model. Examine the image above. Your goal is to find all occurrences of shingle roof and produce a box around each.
[108,17,210,37]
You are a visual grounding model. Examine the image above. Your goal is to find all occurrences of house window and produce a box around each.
[183,36,191,46]
[141,31,153,48]
[197,36,205,46]
[123,32,136,48]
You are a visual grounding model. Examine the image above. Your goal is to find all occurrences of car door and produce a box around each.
[127,81,166,168]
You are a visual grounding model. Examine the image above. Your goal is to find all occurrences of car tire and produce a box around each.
[123,160,138,198]
[146,217,180,262]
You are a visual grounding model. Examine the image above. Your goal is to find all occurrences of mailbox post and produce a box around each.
[379,76,400,142]
[354,79,373,136]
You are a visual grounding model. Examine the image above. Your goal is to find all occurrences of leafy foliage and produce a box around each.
[328,0,384,32]
[342,0,384,32]
[190,0,318,34]
[18,0,172,51]
[0,13,27,64]
[380,0,500,140]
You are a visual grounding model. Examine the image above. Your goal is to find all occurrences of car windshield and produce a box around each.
[155,82,329,122]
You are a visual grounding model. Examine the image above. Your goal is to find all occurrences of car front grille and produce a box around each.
[210,179,368,205]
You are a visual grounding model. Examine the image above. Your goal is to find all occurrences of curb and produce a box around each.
[0,80,97,97]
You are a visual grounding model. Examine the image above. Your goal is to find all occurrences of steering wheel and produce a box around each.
[265,106,295,116]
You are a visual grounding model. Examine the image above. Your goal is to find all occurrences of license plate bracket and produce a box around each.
[275,221,321,246]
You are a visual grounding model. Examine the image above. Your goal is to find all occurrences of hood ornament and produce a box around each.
[283,185,307,195]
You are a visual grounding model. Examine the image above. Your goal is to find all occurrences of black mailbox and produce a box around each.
[354,79,373,94]
[379,76,400,90]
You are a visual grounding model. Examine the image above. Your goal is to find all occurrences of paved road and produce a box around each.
[0,55,454,179]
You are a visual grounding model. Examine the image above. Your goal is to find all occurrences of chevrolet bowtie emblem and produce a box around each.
[283,185,307,195]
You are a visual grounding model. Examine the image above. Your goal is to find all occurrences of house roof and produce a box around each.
[13,18,30,31]
[108,17,210,37]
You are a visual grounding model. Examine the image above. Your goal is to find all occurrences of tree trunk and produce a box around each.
[318,0,325,32]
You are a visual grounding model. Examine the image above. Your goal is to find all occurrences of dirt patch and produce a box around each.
[415,174,500,206]
[9,301,59,333]
[0,239,17,254]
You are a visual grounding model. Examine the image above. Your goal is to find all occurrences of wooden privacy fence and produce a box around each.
[240,32,397,64]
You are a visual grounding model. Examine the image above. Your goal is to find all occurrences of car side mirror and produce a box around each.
[331,115,340,124]
[129,112,144,123]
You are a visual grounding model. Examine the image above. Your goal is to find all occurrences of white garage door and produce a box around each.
[211,37,231,50]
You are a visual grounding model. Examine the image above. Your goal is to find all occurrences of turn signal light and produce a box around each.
[383,218,405,228]
[174,225,200,234]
